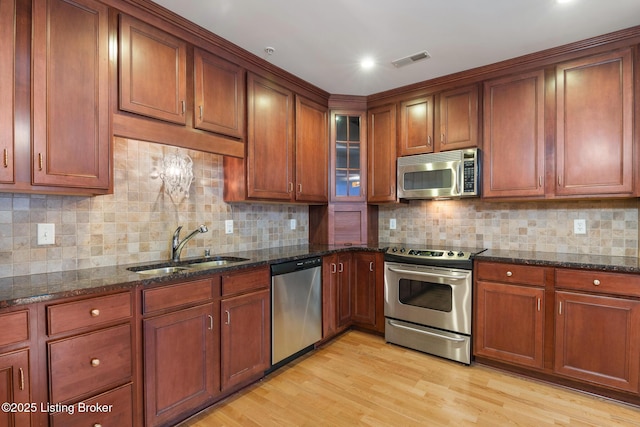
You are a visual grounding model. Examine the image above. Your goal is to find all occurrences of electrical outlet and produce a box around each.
[574,219,586,235]
[225,220,234,234]
[390,218,397,230]
[37,223,55,245]
[290,219,297,230]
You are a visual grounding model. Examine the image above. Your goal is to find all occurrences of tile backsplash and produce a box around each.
[1,138,638,278]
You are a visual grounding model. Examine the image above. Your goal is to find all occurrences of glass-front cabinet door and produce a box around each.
[331,111,366,201]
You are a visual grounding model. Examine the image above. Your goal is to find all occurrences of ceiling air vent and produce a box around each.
[392,50,431,68]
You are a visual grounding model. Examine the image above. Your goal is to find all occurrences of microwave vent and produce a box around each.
[392,51,431,68]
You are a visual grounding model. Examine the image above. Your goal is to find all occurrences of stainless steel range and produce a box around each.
[384,246,485,365]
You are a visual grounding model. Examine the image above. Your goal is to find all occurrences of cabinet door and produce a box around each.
[295,96,328,203]
[322,255,339,339]
[556,49,634,196]
[32,0,110,189]
[0,0,14,183]
[246,73,294,200]
[336,254,352,328]
[475,281,544,368]
[555,291,640,393]
[119,14,187,125]
[351,252,381,331]
[398,96,434,156]
[0,349,31,427]
[143,303,218,426]
[437,85,479,151]
[331,112,366,202]
[367,104,397,203]
[194,48,245,139]
[221,289,270,390]
[483,70,545,198]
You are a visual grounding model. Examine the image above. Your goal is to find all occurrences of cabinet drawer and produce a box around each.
[222,267,269,296]
[143,278,217,314]
[50,383,134,427]
[555,269,640,298]
[476,262,547,287]
[48,292,131,336]
[0,310,29,346]
[49,324,132,403]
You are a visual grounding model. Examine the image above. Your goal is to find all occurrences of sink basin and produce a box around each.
[133,266,190,275]
[128,256,249,275]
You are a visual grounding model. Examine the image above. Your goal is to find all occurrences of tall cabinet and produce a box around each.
[0,0,14,184]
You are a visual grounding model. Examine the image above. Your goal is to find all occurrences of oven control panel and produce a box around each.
[386,246,473,260]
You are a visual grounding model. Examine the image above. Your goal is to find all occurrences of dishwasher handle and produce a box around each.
[271,257,322,276]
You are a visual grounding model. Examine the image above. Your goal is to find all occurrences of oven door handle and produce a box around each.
[387,320,466,343]
[387,266,468,281]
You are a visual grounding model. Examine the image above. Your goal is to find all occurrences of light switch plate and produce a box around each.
[390,218,397,230]
[574,219,586,235]
[290,219,297,230]
[37,223,55,245]
[225,220,233,234]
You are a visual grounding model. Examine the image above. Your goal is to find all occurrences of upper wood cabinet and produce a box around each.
[0,0,14,184]
[295,96,328,203]
[367,103,397,203]
[32,0,110,190]
[436,85,479,152]
[398,96,434,156]
[331,111,366,202]
[194,48,245,139]
[555,49,634,197]
[483,70,546,199]
[119,14,187,125]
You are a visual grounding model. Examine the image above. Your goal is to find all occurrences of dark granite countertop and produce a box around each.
[475,249,640,274]
[0,243,385,309]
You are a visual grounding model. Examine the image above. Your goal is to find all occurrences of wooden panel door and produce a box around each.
[437,85,479,151]
[295,96,328,203]
[221,289,270,390]
[246,73,294,200]
[555,291,640,393]
[336,253,352,329]
[483,70,545,198]
[475,281,544,368]
[143,303,218,426]
[367,104,397,203]
[119,14,187,124]
[351,252,377,329]
[398,96,434,156]
[555,49,634,196]
[0,349,31,427]
[322,255,339,339]
[32,0,110,189]
[0,0,15,183]
[194,48,245,139]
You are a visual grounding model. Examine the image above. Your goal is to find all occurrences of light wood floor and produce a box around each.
[181,330,640,426]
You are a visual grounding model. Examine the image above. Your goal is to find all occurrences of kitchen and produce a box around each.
[2,0,640,425]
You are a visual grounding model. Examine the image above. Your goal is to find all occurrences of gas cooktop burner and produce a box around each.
[384,246,486,268]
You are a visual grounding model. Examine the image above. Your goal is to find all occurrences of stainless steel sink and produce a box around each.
[128,256,249,275]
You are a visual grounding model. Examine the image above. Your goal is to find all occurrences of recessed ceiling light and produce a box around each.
[556,0,573,4]
[360,57,375,70]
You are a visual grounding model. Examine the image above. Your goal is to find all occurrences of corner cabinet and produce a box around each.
[555,49,634,197]
[119,14,187,125]
[0,0,15,184]
[367,104,397,203]
[32,0,110,191]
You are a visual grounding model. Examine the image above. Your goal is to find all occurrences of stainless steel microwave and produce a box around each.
[397,148,480,200]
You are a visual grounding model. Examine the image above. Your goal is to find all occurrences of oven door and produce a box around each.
[384,262,472,335]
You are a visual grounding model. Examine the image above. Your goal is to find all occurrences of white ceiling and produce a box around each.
[152,0,640,96]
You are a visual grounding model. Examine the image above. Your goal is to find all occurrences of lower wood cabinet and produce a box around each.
[49,383,134,427]
[0,349,31,427]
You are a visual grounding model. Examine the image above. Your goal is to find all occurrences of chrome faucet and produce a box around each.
[171,224,208,262]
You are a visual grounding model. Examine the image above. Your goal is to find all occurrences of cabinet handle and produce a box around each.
[90,309,100,317]
[90,358,100,367]
[593,279,600,286]
[208,314,213,330]
[558,301,562,315]
[558,175,562,186]
[2,149,7,168]
[331,263,336,274]
[369,261,374,272]
[539,176,542,188]
[199,105,203,120]
[225,310,230,325]
[338,262,343,273]
[288,182,294,193]
[506,271,513,277]
[427,135,432,146]
[181,100,185,114]
[94,424,103,427]
[537,298,541,312]
[38,153,43,171]
[441,133,445,143]
[19,368,24,391]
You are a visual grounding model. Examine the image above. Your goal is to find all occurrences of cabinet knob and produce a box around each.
[90,308,100,317]
[90,358,100,367]
[94,424,102,427]
[593,279,601,286]
[506,271,513,277]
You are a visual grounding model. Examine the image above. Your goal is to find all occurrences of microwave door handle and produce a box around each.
[455,162,462,195]
[387,266,468,281]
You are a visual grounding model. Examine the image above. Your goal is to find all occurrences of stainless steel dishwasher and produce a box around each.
[270,257,322,369]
